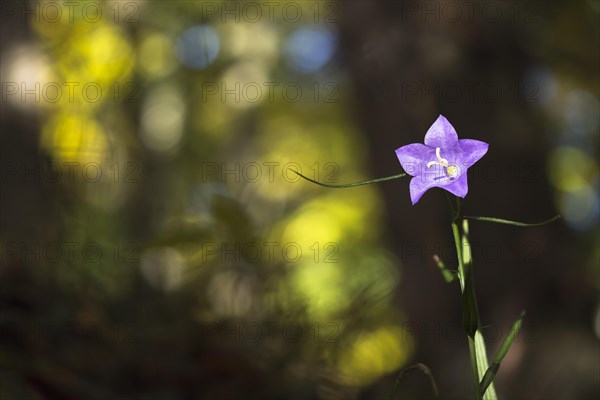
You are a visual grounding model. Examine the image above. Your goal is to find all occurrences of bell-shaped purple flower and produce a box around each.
[395,115,489,205]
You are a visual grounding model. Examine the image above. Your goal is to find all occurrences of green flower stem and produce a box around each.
[447,194,498,399]
[450,217,482,400]
[450,221,465,292]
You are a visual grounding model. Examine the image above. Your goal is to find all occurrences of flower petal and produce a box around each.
[442,173,469,198]
[409,175,439,205]
[457,139,489,169]
[424,115,459,148]
[395,143,433,177]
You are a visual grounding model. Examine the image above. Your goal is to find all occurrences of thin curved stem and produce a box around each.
[463,215,560,227]
[389,363,439,399]
[292,170,407,188]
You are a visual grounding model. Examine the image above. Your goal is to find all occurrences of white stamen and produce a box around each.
[427,147,457,180]
[436,147,449,166]
[428,147,449,168]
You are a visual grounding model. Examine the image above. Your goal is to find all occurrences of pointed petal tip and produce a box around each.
[409,177,433,205]
[395,143,432,177]
[424,114,459,148]
[458,139,490,168]
[443,174,469,198]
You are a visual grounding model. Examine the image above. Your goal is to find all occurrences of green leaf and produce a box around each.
[389,363,439,400]
[475,330,497,400]
[433,255,458,283]
[292,170,407,188]
[479,311,526,397]
[461,277,479,338]
[463,215,560,227]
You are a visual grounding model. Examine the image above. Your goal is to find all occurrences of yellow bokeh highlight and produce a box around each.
[260,115,362,168]
[31,4,135,111]
[274,187,386,318]
[41,113,108,165]
[281,189,382,249]
[284,205,344,246]
[57,23,134,86]
[338,326,412,386]
[220,22,279,64]
[32,2,134,168]
[254,114,367,201]
[548,146,598,191]
[291,261,349,319]
[138,31,177,78]
[220,60,270,110]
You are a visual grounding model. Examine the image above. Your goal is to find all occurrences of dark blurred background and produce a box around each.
[1,0,598,399]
